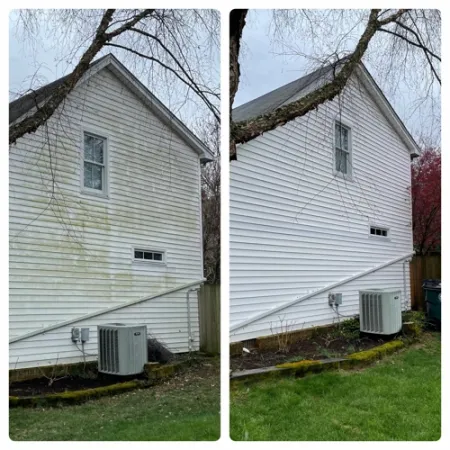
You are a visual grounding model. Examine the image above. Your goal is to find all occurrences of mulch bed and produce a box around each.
[9,371,149,397]
[231,333,392,371]
[10,353,205,397]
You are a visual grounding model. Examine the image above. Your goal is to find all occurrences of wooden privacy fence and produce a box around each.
[198,284,220,354]
[410,254,441,310]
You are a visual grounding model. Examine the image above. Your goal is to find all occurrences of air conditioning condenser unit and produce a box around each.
[359,289,402,335]
[98,323,147,375]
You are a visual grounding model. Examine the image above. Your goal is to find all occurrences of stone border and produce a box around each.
[10,359,192,408]
[230,340,405,384]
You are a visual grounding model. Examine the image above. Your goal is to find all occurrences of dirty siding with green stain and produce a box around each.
[9,66,204,369]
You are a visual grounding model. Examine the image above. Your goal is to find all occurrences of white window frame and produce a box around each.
[131,247,166,265]
[369,225,390,240]
[80,127,109,198]
[333,120,353,180]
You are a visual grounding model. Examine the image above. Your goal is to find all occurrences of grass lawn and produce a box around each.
[231,333,440,441]
[10,358,220,441]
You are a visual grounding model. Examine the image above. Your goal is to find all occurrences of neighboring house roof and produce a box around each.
[232,59,420,157]
[9,53,214,162]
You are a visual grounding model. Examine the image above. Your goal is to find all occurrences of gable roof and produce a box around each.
[9,54,214,161]
[233,59,420,157]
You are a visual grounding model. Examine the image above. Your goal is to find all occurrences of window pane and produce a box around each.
[83,162,92,188]
[335,123,349,151]
[92,139,104,163]
[153,253,163,261]
[370,228,375,235]
[144,252,153,260]
[134,251,143,259]
[92,164,102,190]
[84,135,93,161]
[342,128,348,150]
[382,230,387,236]
[335,148,347,174]
[84,162,102,190]
[84,134,104,163]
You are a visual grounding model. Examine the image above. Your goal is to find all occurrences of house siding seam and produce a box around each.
[230,76,413,342]
[9,67,203,369]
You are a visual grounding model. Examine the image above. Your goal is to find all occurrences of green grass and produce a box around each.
[10,359,220,441]
[231,333,441,441]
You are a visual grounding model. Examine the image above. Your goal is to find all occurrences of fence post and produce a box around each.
[198,284,220,354]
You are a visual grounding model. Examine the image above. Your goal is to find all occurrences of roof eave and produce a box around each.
[104,55,214,160]
[355,64,421,157]
[10,53,214,160]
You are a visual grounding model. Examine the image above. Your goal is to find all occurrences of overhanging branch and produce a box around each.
[9,9,155,146]
[230,9,412,158]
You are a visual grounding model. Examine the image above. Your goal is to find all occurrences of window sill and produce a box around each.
[333,170,353,182]
[80,189,109,200]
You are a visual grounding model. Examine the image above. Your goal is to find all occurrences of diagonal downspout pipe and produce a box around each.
[10,279,205,344]
[231,252,414,333]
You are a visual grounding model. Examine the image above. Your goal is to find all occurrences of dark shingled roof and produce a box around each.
[9,55,109,124]
[232,59,347,122]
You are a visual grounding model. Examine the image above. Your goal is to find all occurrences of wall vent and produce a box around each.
[359,289,402,335]
[98,323,147,375]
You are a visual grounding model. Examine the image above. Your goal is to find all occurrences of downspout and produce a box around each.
[403,256,413,311]
[186,287,201,353]
[10,279,205,344]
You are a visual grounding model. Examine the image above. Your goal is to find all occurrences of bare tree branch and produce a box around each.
[231,10,412,153]
[9,9,155,146]
[229,9,248,158]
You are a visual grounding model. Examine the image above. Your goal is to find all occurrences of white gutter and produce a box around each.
[10,279,205,344]
[230,253,414,332]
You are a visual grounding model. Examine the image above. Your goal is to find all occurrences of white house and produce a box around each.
[230,61,419,342]
[9,54,213,369]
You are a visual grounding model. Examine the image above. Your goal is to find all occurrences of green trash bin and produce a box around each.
[423,279,441,324]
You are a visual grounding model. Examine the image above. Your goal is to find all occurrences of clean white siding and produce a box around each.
[10,67,203,368]
[230,75,413,341]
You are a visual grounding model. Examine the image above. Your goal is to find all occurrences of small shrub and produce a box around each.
[330,318,360,340]
[402,310,427,336]
[269,317,296,354]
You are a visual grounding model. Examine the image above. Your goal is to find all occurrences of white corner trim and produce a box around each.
[230,252,414,333]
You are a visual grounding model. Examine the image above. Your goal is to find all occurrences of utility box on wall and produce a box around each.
[97,323,147,375]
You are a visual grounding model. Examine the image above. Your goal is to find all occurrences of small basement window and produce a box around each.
[133,249,164,262]
[370,226,389,237]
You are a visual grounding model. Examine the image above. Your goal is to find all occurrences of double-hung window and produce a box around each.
[83,132,107,195]
[335,121,351,176]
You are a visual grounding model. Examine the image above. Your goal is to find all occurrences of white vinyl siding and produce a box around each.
[230,75,413,342]
[9,67,203,368]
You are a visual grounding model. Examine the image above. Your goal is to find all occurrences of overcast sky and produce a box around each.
[9,10,219,135]
[234,10,440,147]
